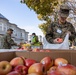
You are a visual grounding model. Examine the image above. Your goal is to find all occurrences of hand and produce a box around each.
[53,38,63,44]
[67,31,71,36]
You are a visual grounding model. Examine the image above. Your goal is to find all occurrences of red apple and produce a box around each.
[10,57,24,67]
[45,50,51,52]
[57,38,63,43]
[27,73,40,75]
[47,70,62,75]
[54,58,68,66]
[7,71,20,75]
[14,65,28,75]
[32,48,40,52]
[48,66,57,72]
[40,50,45,52]
[28,63,46,75]
[20,56,26,65]
[0,61,12,75]
[57,64,76,75]
[25,58,36,68]
[40,57,53,70]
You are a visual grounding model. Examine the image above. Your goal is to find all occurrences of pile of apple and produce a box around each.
[31,48,51,52]
[17,47,51,52]
[0,56,76,75]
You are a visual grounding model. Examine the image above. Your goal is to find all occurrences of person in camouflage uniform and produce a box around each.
[45,4,76,44]
[1,28,17,49]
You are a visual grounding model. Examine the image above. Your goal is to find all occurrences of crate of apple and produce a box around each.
[0,56,76,75]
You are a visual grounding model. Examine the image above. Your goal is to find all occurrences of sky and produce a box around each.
[0,0,44,36]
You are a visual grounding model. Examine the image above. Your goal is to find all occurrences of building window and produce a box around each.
[4,26,6,31]
[21,33,22,37]
[0,23,2,31]
[15,33,17,36]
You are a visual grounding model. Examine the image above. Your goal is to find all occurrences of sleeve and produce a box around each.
[6,35,17,46]
[69,24,76,42]
[45,23,54,43]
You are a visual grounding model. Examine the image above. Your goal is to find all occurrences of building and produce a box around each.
[0,13,29,45]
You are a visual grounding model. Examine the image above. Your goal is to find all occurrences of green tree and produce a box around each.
[21,0,64,35]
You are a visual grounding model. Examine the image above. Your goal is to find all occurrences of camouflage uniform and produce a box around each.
[1,33,16,49]
[45,21,75,44]
[45,4,76,44]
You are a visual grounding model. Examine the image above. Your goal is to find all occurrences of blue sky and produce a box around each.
[0,0,43,36]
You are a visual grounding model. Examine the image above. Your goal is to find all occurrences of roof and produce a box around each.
[0,13,8,20]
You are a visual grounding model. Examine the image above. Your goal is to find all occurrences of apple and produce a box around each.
[20,56,26,65]
[45,50,51,52]
[7,71,20,75]
[40,50,45,52]
[14,65,28,75]
[10,57,24,67]
[40,57,53,70]
[48,66,57,72]
[0,61,12,75]
[27,73,40,75]
[47,70,62,75]
[25,58,36,68]
[21,46,30,51]
[54,58,68,66]
[57,38,63,43]
[17,48,24,50]
[57,64,76,75]
[32,48,40,52]
[28,63,46,75]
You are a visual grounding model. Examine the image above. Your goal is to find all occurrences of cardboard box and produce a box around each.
[0,50,76,66]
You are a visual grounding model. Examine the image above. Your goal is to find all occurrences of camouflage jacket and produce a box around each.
[1,33,16,49]
[45,21,76,44]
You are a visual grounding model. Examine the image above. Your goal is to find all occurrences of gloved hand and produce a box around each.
[53,38,63,44]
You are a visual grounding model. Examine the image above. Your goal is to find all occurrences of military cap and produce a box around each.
[59,4,71,17]
[7,28,13,31]
[60,4,71,10]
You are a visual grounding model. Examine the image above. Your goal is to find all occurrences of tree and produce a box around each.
[20,0,64,35]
